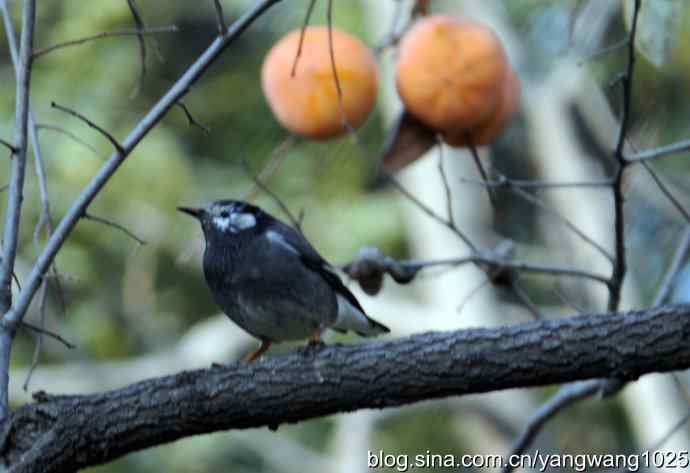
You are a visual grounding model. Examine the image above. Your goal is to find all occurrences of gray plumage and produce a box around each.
[179,200,389,344]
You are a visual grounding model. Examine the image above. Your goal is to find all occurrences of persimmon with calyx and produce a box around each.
[395,15,518,146]
[261,26,378,139]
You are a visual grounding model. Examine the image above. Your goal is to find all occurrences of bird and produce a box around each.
[177,199,390,362]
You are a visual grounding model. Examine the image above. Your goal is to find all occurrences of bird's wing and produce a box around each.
[265,221,368,314]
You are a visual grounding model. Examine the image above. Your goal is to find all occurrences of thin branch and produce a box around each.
[410,256,611,286]
[373,0,406,55]
[608,0,641,311]
[20,321,75,350]
[437,141,455,228]
[0,0,35,294]
[126,0,147,94]
[509,279,544,320]
[466,140,497,207]
[625,138,690,163]
[212,0,226,35]
[51,102,125,154]
[22,283,48,391]
[576,38,629,65]
[290,0,318,77]
[244,135,296,201]
[344,249,611,287]
[326,0,357,138]
[245,166,303,232]
[0,0,36,420]
[3,0,284,332]
[382,172,476,251]
[36,123,103,158]
[27,107,62,394]
[502,380,605,473]
[83,212,147,245]
[640,161,690,224]
[33,26,178,58]
[635,411,690,464]
[0,138,17,154]
[176,101,211,134]
[510,186,615,264]
[654,226,690,306]
[459,175,614,190]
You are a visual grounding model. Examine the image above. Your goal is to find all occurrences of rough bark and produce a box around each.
[2,304,690,472]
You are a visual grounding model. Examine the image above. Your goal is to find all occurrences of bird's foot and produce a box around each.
[242,340,272,363]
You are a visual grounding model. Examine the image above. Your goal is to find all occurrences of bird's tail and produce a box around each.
[333,295,390,337]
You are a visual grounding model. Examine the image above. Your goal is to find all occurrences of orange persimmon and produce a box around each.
[396,15,514,141]
[261,26,378,139]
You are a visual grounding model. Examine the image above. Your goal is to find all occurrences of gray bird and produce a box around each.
[177,200,389,362]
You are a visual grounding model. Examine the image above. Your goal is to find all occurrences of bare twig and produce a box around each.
[22,282,48,391]
[411,257,610,286]
[608,0,641,311]
[33,26,178,58]
[126,0,147,94]
[51,102,125,154]
[290,0,317,77]
[553,284,586,314]
[466,140,497,207]
[0,0,36,419]
[36,123,103,158]
[248,173,303,233]
[176,101,211,134]
[509,279,544,320]
[344,249,611,287]
[648,411,690,452]
[640,161,690,224]
[577,38,629,65]
[510,186,614,264]
[0,138,17,154]
[83,212,147,245]
[502,380,605,473]
[437,141,456,228]
[654,226,690,306]
[373,0,406,55]
[459,175,614,190]
[244,136,297,200]
[213,0,227,35]
[382,172,476,251]
[20,321,74,350]
[326,0,357,138]
[3,0,284,335]
[626,138,690,163]
[0,0,34,294]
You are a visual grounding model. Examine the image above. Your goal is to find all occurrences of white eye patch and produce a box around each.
[232,212,256,230]
[212,215,233,232]
[213,212,256,233]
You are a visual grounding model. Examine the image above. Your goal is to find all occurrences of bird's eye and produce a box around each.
[219,211,230,219]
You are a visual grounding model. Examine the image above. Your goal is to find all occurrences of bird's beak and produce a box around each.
[177,206,203,219]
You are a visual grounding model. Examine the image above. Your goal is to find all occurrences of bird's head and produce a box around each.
[177,200,261,241]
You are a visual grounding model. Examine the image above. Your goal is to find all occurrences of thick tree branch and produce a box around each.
[2,304,690,472]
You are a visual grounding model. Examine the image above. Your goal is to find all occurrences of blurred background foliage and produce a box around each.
[1,0,690,472]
